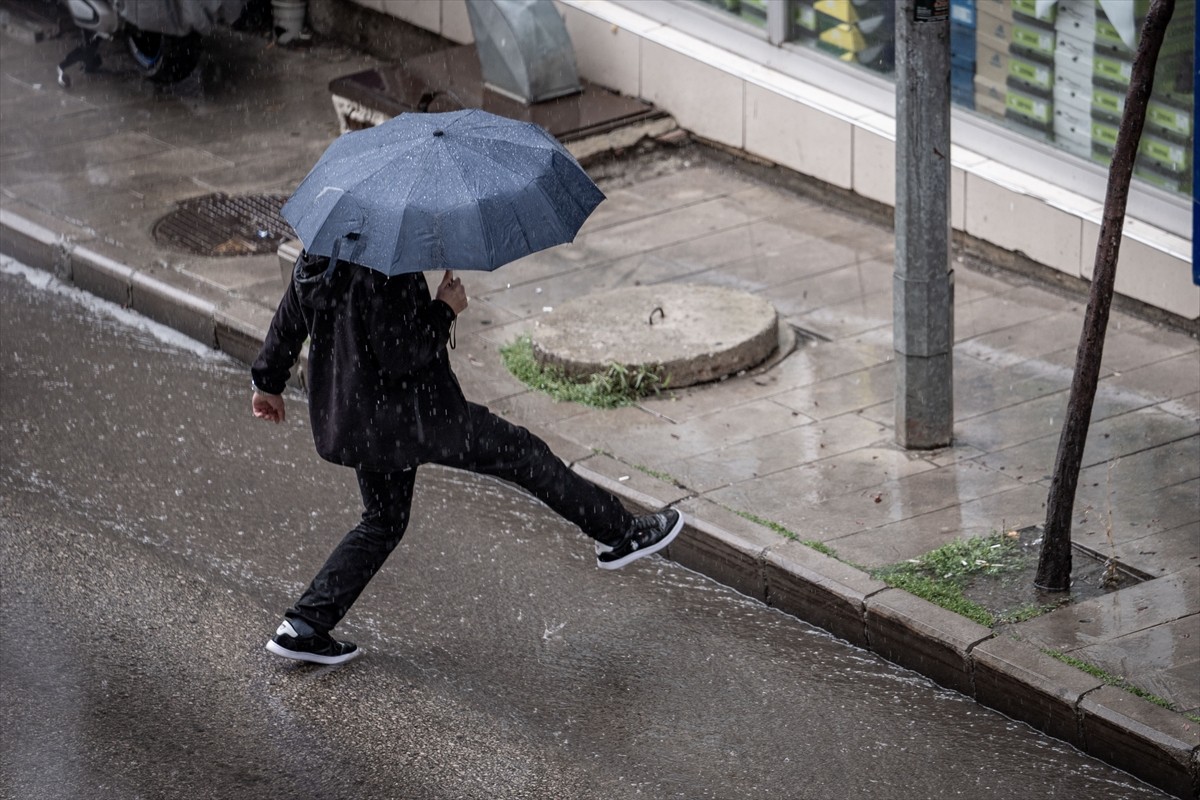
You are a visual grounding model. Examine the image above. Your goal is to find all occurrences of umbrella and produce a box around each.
[280,108,605,275]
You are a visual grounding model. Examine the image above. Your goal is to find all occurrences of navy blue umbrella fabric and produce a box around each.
[281,108,605,275]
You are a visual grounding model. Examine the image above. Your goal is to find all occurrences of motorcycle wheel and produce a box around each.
[125,30,201,84]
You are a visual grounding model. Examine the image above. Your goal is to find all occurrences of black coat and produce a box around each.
[252,253,471,471]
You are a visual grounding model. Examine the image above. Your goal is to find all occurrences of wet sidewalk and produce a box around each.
[0,12,1196,798]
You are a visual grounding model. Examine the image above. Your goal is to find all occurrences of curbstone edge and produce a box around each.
[130,270,220,349]
[763,539,888,649]
[866,588,994,695]
[1080,685,1200,800]
[972,635,1103,748]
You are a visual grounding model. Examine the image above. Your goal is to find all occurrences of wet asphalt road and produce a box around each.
[0,263,1171,800]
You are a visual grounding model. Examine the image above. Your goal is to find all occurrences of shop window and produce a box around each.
[692,0,770,29]
[690,0,1195,201]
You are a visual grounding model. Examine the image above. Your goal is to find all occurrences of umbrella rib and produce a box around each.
[442,140,537,260]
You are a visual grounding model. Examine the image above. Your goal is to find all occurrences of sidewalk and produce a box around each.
[1,12,1196,798]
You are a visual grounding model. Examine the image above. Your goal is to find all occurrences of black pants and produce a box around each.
[288,403,634,634]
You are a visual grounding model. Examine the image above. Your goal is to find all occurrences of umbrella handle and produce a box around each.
[324,233,360,280]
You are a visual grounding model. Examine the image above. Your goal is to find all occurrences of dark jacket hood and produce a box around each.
[293,251,350,312]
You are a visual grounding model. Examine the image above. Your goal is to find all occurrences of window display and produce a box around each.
[692,0,1195,199]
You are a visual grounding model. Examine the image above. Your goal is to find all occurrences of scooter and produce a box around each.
[56,0,260,88]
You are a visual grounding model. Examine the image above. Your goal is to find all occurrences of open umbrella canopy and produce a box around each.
[281,108,605,275]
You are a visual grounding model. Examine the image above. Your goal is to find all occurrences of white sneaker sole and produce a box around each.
[596,512,685,570]
[265,640,362,665]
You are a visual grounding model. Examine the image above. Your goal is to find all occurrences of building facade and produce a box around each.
[348,0,1198,322]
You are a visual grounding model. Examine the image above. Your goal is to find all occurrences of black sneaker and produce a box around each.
[595,508,684,570]
[265,619,361,665]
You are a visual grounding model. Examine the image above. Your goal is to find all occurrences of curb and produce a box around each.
[2,209,1195,799]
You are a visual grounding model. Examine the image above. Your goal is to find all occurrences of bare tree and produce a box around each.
[1036,0,1176,591]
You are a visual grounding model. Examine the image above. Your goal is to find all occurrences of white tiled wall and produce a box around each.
[1081,219,1199,319]
[562,5,641,98]
[641,41,744,150]
[347,0,1198,321]
[852,126,896,207]
[745,83,853,190]
[964,172,1085,276]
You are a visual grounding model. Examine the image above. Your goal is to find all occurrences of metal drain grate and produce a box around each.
[153,193,292,257]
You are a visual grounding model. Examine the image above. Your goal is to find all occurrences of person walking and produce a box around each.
[251,252,684,665]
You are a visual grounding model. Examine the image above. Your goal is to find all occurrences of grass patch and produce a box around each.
[878,571,996,626]
[731,509,799,541]
[870,532,1040,628]
[631,463,682,486]
[725,509,841,556]
[801,540,839,559]
[1044,650,1177,711]
[500,335,666,409]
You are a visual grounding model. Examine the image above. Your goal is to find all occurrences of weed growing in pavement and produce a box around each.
[725,511,843,559]
[501,335,667,408]
[801,540,839,558]
[870,532,1059,628]
[730,509,799,541]
[632,463,683,486]
[1044,649,1177,711]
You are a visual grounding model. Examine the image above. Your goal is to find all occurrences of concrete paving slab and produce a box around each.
[619,163,760,207]
[788,288,892,339]
[1072,616,1200,712]
[980,407,1200,478]
[959,310,1094,367]
[487,389,596,430]
[955,286,1064,341]
[637,360,812,423]
[2,131,173,178]
[827,483,1052,568]
[766,334,895,387]
[770,258,895,318]
[1073,478,1200,541]
[667,412,890,495]
[770,362,894,420]
[1014,569,1199,653]
[608,397,813,469]
[1159,392,1200,421]
[953,359,1072,420]
[707,445,938,520]
[1111,523,1200,579]
[1042,321,1200,376]
[180,254,282,295]
[731,186,883,241]
[1105,352,1200,405]
[8,177,148,220]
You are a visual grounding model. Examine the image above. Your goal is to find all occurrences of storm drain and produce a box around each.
[153,193,292,257]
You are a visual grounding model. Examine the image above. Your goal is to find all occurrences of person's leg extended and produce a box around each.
[266,468,416,664]
[440,403,683,568]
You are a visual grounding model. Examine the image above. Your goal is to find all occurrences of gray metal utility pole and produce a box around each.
[894,0,953,449]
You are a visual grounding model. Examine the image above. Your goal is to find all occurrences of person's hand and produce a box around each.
[436,270,468,315]
[252,390,286,424]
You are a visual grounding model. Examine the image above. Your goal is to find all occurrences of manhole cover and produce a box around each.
[153,193,292,256]
[532,285,780,389]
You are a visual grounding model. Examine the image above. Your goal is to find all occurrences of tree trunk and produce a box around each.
[1036,0,1176,591]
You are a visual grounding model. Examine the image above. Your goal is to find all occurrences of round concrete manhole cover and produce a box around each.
[532,284,780,389]
[153,193,292,257]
